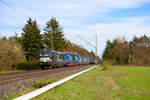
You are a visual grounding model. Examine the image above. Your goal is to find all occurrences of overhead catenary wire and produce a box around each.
[0,0,43,30]
[19,0,41,17]
[0,20,21,35]
[0,0,38,34]
[0,0,29,18]
[76,35,97,49]
[19,0,45,32]
[76,35,98,56]
[0,20,20,29]
[82,39,95,47]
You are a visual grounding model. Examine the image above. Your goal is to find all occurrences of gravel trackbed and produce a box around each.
[0,65,92,99]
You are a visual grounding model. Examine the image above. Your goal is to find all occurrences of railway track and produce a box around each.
[0,65,90,85]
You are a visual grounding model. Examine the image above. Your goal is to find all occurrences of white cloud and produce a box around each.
[64,16,150,57]
[1,0,150,56]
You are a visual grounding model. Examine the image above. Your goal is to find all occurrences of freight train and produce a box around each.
[39,49,96,69]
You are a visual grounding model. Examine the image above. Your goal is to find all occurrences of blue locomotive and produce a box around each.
[39,49,95,69]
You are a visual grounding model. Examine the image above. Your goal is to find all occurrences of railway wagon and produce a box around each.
[72,54,79,66]
[90,59,95,64]
[83,57,88,65]
[64,52,73,66]
[79,56,83,65]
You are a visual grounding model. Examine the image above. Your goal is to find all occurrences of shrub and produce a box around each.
[0,38,24,71]
[98,64,101,67]
[102,61,110,71]
[16,62,40,70]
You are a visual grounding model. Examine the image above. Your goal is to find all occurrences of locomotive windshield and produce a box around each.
[40,50,51,56]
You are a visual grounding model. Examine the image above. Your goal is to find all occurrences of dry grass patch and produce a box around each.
[98,91,113,100]
[103,77,119,90]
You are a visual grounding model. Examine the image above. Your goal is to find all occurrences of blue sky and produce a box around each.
[0,0,150,57]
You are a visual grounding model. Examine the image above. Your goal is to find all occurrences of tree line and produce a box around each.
[21,17,97,62]
[102,35,150,66]
[0,17,97,71]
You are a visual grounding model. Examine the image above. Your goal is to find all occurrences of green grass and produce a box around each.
[4,88,36,100]
[31,66,150,100]
[0,70,24,74]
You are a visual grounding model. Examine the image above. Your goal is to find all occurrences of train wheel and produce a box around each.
[42,67,45,70]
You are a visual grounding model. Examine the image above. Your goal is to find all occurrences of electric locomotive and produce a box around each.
[39,49,65,69]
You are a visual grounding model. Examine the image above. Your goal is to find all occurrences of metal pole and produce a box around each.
[95,35,97,56]
[51,34,54,50]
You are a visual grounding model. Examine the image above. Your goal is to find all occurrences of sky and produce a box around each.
[0,0,150,57]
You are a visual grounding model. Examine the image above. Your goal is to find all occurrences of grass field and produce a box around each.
[31,66,150,100]
[0,70,24,74]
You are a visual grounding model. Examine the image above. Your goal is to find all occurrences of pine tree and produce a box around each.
[21,18,44,62]
[102,40,113,60]
[44,17,66,51]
